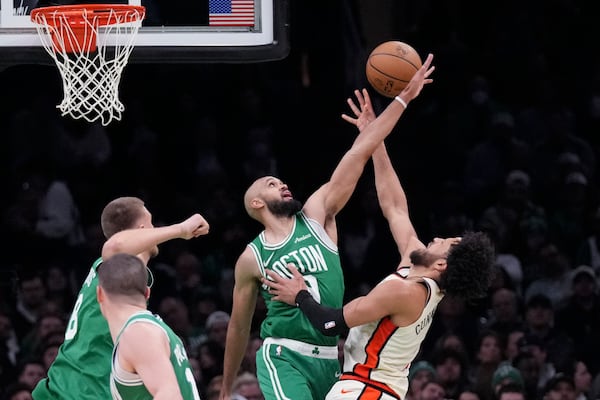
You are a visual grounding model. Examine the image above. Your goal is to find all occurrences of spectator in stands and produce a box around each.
[15,359,45,390]
[407,361,437,400]
[517,334,556,393]
[2,382,33,400]
[503,328,525,363]
[542,373,576,400]
[522,294,575,369]
[11,271,47,340]
[470,330,504,400]
[484,288,524,339]
[556,265,600,373]
[232,371,264,400]
[418,378,447,400]
[496,382,526,400]
[524,245,572,308]
[205,310,230,349]
[491,364,525,400]
[432,347,471,399]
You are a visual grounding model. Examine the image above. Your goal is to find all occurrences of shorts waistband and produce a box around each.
[263,337,338,359]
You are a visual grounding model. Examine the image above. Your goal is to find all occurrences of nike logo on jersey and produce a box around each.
[341,388,353,394]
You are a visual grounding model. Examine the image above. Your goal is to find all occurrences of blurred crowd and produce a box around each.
[1,1,600,399]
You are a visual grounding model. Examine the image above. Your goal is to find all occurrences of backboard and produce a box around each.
[0,0,289,67]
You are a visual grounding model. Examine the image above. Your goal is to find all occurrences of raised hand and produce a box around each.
[341,88,376,132]
[179,214,209,239]
[398,53,435,103]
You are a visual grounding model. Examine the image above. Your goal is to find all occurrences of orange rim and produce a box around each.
[31,4,145,27]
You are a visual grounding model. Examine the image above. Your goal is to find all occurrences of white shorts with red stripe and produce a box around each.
[326,379,401,400]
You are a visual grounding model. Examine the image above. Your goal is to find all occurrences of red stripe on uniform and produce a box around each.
[340,374,399,398]
[353,317,398,378]
[358,385,384,399]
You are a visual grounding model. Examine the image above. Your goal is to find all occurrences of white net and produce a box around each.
[31,6,145,126]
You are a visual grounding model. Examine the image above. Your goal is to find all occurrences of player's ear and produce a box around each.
[97,285,104,303]
[251,198,263,209]
[144,286,151,300]
[433,258,448,271]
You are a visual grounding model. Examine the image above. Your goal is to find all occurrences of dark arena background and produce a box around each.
[1,1,600,399]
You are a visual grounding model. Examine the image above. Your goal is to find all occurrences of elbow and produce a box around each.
[380,206,401,222]
[379,201,394,218]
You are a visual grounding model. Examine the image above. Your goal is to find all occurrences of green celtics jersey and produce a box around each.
[250,212,345,347]
[110,311,200,400]
[33,258,112,400]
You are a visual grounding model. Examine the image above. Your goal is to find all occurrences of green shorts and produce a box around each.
[256,337,341,400]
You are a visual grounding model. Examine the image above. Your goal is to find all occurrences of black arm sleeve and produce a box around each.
[294,290,349,336]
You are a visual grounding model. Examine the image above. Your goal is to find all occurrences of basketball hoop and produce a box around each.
[31,4,146,126]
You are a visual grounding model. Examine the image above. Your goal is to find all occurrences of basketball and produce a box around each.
[365,41,422,98]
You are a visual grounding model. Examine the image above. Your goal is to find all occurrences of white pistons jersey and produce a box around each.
[340,275,444,398]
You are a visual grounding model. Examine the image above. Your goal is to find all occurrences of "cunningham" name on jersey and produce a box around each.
[415,307,436,335]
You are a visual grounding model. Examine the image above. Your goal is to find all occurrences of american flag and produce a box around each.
[209,0,255,27]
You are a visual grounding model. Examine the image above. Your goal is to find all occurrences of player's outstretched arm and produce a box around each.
[304,54,435,227]
[372,143,423,260]
[262,264,409,335]
[102,214,209,260]
[341,81,423,260]
[342,88,422,260]
[262,266,347,336]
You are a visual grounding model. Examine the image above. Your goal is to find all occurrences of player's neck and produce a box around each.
[107,303,147,342]
[263,214,295,243]
[407,265,437,280]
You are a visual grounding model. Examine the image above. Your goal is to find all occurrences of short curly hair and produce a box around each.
[440,231,495,300]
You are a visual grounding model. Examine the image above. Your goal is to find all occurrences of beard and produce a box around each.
[410,248,437,267]
[410,249,427,266]
[265,198,302,217]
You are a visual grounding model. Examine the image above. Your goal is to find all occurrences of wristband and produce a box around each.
[295,290,312,307]
[394,95,408,109]
[294,290,348,336]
